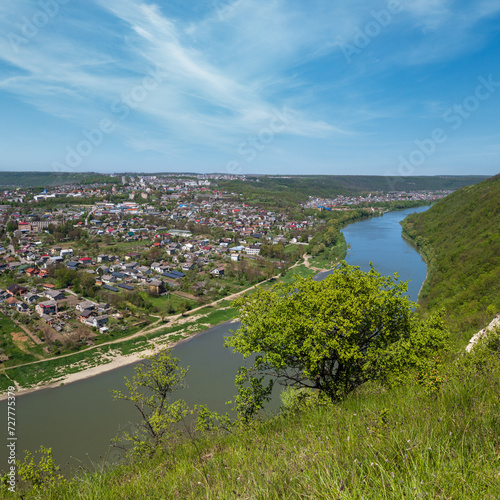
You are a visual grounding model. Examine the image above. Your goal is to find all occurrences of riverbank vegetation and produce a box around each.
[0,198,423,389]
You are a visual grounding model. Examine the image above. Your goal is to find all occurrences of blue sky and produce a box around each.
[1,0,499,176]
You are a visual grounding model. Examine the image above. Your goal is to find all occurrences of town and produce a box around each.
[0,174,451,368]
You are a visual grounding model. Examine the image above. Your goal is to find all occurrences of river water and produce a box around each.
[0,206,428,473]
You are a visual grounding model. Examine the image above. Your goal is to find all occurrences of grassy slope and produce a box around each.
[12,365,500,499]
[402,173,500,347]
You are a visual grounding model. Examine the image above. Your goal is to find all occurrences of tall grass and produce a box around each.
[8,341,500,499]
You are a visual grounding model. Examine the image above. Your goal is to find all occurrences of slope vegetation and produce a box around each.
[402,174,500,346]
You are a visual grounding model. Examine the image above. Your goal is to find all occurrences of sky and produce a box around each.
[0,0,499,177]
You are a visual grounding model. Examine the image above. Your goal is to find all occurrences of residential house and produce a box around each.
[245,244,261,256]
[44,290,65,301]
[76,300,95,313]
[211,266,225,277]
[6,284,28,296]
[16,302,28,313]
[5,297,19,307]
[166,244,178,256]
[122,261,138,271]
[97,303,110,314]
[79,308,95,323]
[125,252,141,261]
[24,293,40,304]
[181,262,195,272]
[36,300,57,316]
[91,315,109,329]
[273,235,288,245]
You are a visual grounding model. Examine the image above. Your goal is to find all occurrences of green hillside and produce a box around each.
[217,175,487,208]
[402,173,500,346]
[0,172,117,188]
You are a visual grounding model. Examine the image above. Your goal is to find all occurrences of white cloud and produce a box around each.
[0,0,498,165]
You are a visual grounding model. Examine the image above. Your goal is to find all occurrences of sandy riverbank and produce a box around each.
[1,339,169,401]
[0,261,311,402]
[0,318,239,402]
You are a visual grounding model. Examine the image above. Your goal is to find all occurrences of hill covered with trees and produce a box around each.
[402,173,500,347]
[217,174,487,208]
[0,172,117,188]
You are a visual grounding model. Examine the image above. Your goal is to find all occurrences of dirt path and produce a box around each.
[17,323,43,345]
[302,254,328,272]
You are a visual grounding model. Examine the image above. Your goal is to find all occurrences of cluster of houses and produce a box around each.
[305,190,453,210]
[0,282,110,334]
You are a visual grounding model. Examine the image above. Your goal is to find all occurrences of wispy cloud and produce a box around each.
[0,0,498,173]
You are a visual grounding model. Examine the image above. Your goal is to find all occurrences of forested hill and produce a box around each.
[0,172,117,188]
[402,173,500,346]
[218,174,488,202]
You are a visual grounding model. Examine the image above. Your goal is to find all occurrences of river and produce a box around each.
[0,206,428,473]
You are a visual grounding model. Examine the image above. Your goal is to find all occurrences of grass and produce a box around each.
[0,314,18,335]
[140,291,198,315]
[194,307,238,326]
[278,264,316,285]
[307,234,347,270]
[0,313,40,366]
[9,343,500,499]
[0,374,12,391]
[0,304,237,391]
[2,179,500,498]
[5,346,114,388]
[97,240,153,253]
[93,323,147,345]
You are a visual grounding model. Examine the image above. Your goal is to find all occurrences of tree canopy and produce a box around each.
[226,262,447,403]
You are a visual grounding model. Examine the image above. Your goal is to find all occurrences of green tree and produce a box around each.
[112,351,190,457]
[226,262,448,403]
[6,220,18,233]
